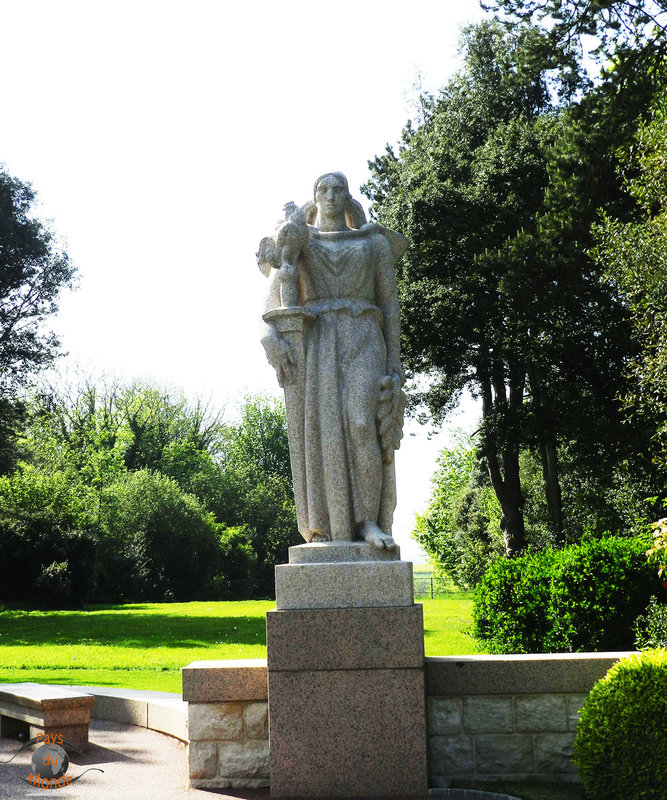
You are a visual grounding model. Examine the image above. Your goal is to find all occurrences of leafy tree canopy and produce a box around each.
[594,83,667,468]
[0,168,75,392]
[365,21,663,554]
[482,0,667,54]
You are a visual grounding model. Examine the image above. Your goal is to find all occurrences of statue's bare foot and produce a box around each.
[359,521,397,551]
[310,532,331,543]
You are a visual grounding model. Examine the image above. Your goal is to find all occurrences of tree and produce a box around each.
[482,0,667,53]
[15,379,298,600]
[365,22,583,553]
[594,83,667,470]
[413,435,505,586]
[99,469,223,602]
[365,21,663,554]
[23,376,225,500]
[213,395,300,595]
[0,167,75,472]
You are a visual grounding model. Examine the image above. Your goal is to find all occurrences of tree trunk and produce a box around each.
[487,445,526,556]
[479,362,527,557]
[528,366,564,543]
[540,435,564,544]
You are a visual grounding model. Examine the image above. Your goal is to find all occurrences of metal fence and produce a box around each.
[413,573,446,598]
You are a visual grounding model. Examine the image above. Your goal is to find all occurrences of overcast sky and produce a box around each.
[0,0,487,561]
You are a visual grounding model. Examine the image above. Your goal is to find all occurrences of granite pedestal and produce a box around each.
[267,542,428,798]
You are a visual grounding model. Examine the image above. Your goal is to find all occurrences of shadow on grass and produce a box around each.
[0,612,268,649]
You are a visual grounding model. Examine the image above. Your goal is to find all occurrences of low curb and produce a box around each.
[58,685,187,742]
[429,790,523,800]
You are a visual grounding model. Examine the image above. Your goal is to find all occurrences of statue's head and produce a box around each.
[313,172,350,216]
[306,171,366,229]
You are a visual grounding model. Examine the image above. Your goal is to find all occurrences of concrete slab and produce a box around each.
[0,717,273,800]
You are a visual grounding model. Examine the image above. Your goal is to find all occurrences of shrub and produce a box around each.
[573,649,667,799]
[100,470,223,602]
[473,537,658,653]
[473,549,561,653]
[550,537,657,651]
[635,596,667,649]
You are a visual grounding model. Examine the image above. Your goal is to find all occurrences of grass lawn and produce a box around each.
[0,593,477,692]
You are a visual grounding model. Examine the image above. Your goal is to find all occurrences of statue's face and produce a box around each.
[315,175,348,218]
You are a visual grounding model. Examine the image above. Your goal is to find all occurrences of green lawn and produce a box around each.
[0,594,476,692]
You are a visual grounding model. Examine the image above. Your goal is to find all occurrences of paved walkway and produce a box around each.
[0,717,270,800]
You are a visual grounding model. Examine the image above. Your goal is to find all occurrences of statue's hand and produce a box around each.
[387,356,405,386]
[261,329,296,387]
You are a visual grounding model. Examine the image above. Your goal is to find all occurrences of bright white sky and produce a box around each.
[0,0,485,562]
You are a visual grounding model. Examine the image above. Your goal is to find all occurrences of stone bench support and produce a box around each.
[0,683,95,751]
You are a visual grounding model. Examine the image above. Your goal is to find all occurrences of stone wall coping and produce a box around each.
[182,659,268,702]
[426,652,636,696]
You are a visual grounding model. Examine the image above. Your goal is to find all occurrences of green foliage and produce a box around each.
[0,167,75,468]
[213,395,300,596]
[550,537,657,651]
[98,470,223,603]
[482,0,667,54]
[634,596,667,648]
[473,549,561,652]
[573,649,667,800]
[646,516,667,578]
[0,168,75,391]
[34,561,73,610]
[414,436,505,587]
[414,437,572,588]
[595,83,667,473]
[22,378,224,496]
[365,20,662,553]
[0,467,98,606]
[0,379,297,605]
[208,525,258,599]
[473,538,658,652]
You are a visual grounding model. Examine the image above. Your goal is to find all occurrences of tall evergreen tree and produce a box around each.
[364,21,661,553]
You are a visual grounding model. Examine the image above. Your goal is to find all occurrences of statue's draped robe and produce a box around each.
[294,225,397,541]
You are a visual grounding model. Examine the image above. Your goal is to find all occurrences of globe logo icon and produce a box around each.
[31,743,69,781]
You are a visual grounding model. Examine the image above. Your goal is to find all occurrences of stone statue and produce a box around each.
[257,172,408,551]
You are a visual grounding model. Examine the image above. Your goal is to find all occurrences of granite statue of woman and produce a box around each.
[257,172,408,551]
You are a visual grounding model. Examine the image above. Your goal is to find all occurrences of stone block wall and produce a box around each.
[182,659,269,790]
[428,692,587,784]
[182,651,635,790]
[426,652,634,786]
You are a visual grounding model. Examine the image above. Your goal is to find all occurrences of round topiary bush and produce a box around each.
[573,649,667,799]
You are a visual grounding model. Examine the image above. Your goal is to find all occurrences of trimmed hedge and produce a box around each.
[472,549,561,653]
[573,649,667,799]
[473,537,658,653]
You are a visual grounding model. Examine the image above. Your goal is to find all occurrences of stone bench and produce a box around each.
[0,682,95,751]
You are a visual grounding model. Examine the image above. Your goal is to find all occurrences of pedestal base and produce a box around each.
[269,668,427,797]
[267,602,428,798]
